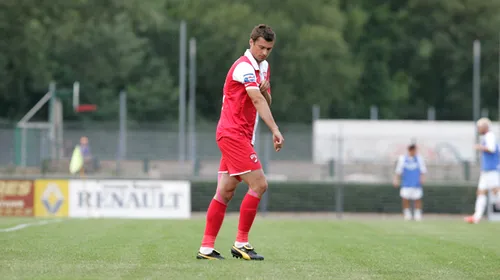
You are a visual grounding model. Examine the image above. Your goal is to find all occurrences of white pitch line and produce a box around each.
[0,219,62,233]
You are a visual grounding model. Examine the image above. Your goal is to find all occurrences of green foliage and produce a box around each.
[1,0,500,122]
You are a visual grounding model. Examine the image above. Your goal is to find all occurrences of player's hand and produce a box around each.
[474,144,483,151]
[272,128,284,152]
[259,80,270,94]
[392,178,400,188]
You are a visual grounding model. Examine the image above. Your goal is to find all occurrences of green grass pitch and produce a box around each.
[1,214,499,280]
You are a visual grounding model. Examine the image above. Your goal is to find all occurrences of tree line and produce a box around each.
[1,0,500,124]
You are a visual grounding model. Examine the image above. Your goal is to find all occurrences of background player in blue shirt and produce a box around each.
[393,144,427,221]
[465,118,500,224]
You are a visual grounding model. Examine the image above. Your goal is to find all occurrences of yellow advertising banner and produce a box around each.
[34,179,69,217]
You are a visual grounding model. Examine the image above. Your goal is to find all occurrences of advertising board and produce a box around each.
[69,180,191,219]
[34,179,70,217]
[0,180,34,217]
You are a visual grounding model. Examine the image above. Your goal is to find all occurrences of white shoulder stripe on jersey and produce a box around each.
[232,62,256,83]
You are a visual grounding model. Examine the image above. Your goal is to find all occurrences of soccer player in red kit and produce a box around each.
[196,24,284,261]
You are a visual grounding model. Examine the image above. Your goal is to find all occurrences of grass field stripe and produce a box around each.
[0,219,62,233]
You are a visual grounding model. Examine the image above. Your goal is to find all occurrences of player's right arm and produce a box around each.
[248,88,284,151]
[247,88,278,132]
[393,155,404,188]
[232,62,284,149]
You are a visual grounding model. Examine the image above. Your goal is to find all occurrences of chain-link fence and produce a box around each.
[0,120,487,216]
[0,121,482,184]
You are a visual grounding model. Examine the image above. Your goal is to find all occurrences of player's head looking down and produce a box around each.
[407,144,417,157]
[476,117,491,135]
[249,24,275,63]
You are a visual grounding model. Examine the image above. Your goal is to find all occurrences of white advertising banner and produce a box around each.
[69,180,191,219]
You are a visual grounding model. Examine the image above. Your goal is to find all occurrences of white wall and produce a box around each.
[313,119,500,164]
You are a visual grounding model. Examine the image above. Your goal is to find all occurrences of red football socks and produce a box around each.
[236,192,261,243]
[201,199,227,248]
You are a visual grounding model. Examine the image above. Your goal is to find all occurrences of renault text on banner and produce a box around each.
[69,180,191,219]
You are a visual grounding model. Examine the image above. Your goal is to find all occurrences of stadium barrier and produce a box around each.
[0,179,34,216]
[0,178,482,218]
[191,181,477,214]
[0,179,191,219]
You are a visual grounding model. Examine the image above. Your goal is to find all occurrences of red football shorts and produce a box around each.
[217,135,262,181]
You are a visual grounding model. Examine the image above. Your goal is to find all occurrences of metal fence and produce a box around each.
[0,121,481,183]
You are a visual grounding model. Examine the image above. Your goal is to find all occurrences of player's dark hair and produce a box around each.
[250,24,275,42]
[408,144,416,151]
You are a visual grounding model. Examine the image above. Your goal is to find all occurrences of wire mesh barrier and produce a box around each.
[0,121,481,184]
[0,119,485,217]
[186,181,478,216]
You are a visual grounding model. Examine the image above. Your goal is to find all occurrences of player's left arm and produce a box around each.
[418,156,427,185]
[477,133,496,153]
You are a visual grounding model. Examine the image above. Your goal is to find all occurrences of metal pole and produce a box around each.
[370,105,378,120]
[117,91,127,175]
[254,120,260,163]
[123,92,127,160]
[492,34,500,220]
[18,92,52,124]
[312,104,320,168]
[48,82,56,161]
[336,125,344,219]
[188,37,197,164]
[21,127,27,167]
[55,99,63,160]
[40,130,46,162]
[73,82,80,110]
[473,40,481,160]
[312,104,320,121]
[178,21,187,163]
[427,107,436,121]
[481,108,489,118]
[260,132,271,215]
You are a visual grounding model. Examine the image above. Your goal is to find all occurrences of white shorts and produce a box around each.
[400,187,423,200]
[478,171,500,190]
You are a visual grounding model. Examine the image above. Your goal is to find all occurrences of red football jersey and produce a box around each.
[216,50,271,145]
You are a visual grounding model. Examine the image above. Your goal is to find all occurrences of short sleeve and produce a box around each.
[484,132,497,153]
[232,62,259,90]
[395,155,404,175]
